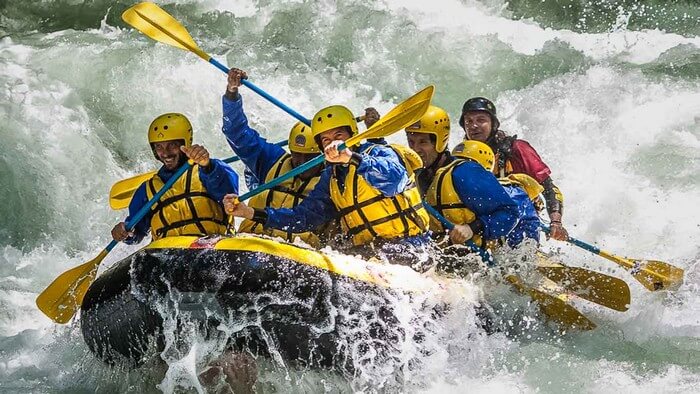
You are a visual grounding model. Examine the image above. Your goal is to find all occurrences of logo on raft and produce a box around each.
[189,235,224,249]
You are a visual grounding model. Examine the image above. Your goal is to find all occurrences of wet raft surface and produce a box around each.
[80,239,424,373]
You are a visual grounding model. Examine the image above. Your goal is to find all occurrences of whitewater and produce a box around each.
[1,0,698,392]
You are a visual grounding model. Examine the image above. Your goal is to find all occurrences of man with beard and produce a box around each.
[111,113,239,243]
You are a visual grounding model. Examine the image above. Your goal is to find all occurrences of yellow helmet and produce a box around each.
[311,105,358,144]
[404,105,450,152]
[452,140,495,172]
[148,113,193,148]
[288,122,319,154]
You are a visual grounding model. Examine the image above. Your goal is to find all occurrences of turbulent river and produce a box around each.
[1,0,699,392]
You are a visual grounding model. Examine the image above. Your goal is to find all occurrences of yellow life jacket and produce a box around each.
[387,143,423,177]
[328,144,429,246]
[239,154,321,247]
[146,166,227,240]
[493,152,514,179]
[425,159,484,246]
[498,173,544,201]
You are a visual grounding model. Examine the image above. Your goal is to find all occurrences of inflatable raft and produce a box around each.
[80,234,446,371]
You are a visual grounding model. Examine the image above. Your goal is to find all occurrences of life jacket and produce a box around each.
[387,143,423,177]
[239,153,321,247]
[489,131,518,178]
[499,173,543,201]
[146,166,227,240]
[425,159,484,246]
[328,144,429,246]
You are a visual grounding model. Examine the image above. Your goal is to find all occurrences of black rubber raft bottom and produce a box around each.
[80,245,417,373]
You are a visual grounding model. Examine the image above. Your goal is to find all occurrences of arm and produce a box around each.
[121,182,151,244]
[263,169,338,232]
[509,140,552,184]
[198,158,240,202]
[453,162,519,240]
[224,168,337,233]
[509,140,567,238]
[353,144,409,197]
[221,94,287,179]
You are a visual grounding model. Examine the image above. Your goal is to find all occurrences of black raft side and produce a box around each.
[80,246,407,371]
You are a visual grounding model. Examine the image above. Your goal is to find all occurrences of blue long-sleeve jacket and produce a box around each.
[264,142,410,233]
[451,161,519,240]
[123,159,239,244]
[221,95,286,188]
[503,185,540,247]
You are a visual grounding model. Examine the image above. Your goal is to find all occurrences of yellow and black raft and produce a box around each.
[80,234,444,370]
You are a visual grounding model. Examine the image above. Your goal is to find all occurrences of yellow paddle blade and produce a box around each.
[506,274,596,331]
[536,256,631,312]
[346,85,434,147]
[122,2,209,60]
[598,250,684,291]
[109,170,156,210]
[626,258,685,292]
[35,249,106,324]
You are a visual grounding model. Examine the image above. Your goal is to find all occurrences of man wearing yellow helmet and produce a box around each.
[224,104,432,269]
[404,105,454,194]
[453,141,540,247]
[222,69,327,246]
[111,113,239,243]
[402,107,519,246]
[460,97,569,241]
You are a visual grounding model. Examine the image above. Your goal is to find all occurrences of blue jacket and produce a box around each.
[222,95,287,188]
[263,142,424,243]
[124,159,239,244]
[503,185,540,247]
[450,161,520,241]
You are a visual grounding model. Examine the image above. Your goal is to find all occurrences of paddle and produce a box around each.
[122,2,310,125]
[423,203,596,330]
[234,85,434,204]
[536,254,631,312]
[36,160,195,324]
[542,224,684,292]
[109,141,288,210]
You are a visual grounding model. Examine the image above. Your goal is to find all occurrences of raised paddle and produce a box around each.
[422,203,596,330]
[36,160,195,324]
[109,141,288,210]
[122,2,310,125]
[233,85,435,204]
[542,224,684,292]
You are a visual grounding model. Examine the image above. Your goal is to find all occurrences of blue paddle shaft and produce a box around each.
[540,223,601,254]
[237,141,348,201]
[106,162,193,253]
[422,203,494,265]
[208,58,311,126]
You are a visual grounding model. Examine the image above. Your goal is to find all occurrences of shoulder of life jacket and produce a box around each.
[146,165,227,240]
[386,143,424,176]
[499,173,544,202]
[328,144,429,246]
[425,159,484,246]
[239,153,322,247]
